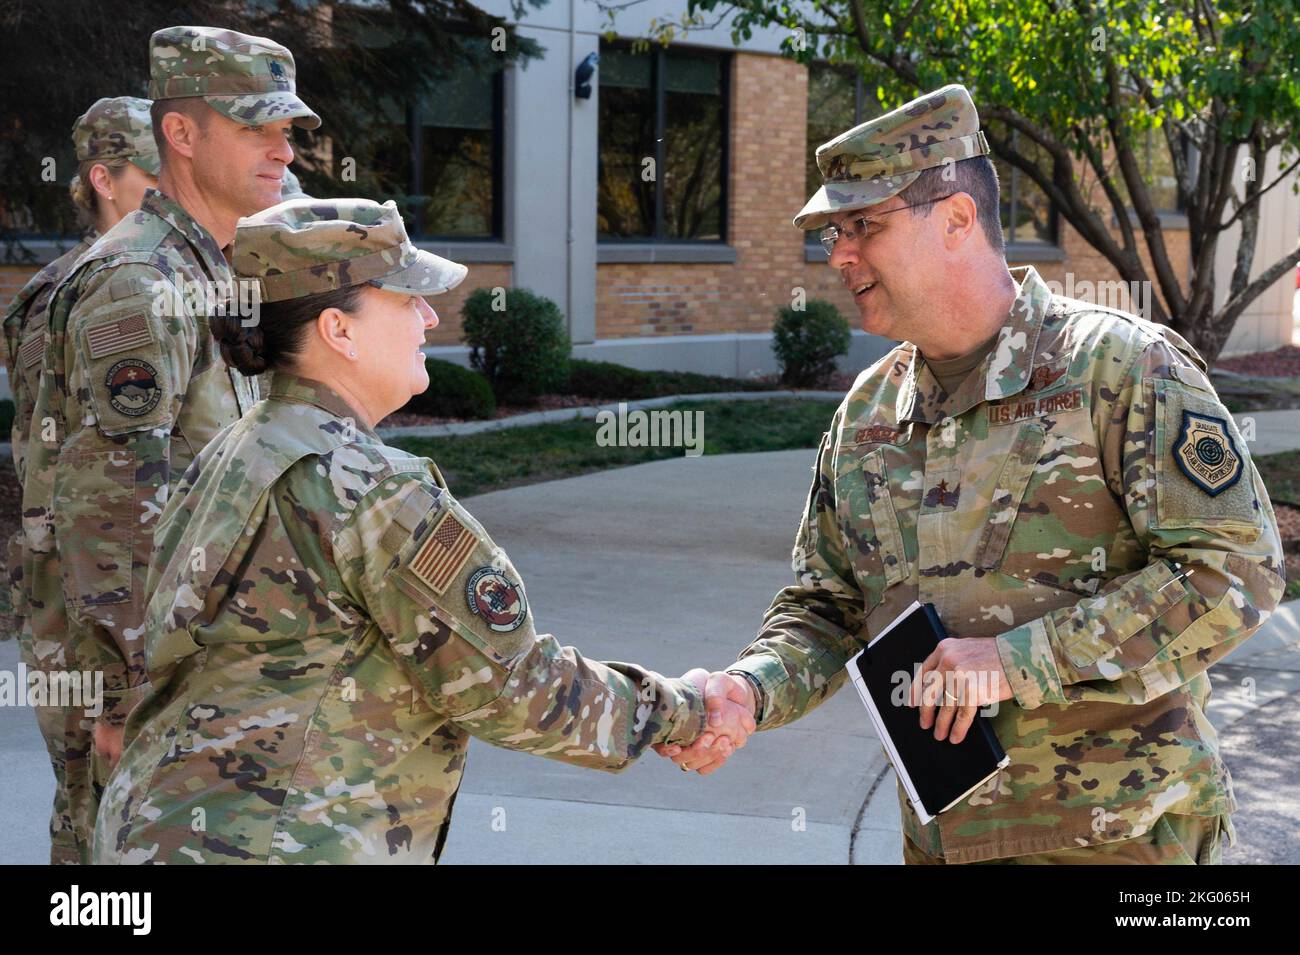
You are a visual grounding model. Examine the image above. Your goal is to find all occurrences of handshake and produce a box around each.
[654,669,758,775]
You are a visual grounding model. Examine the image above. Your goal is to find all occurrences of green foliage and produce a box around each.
[462,287,572,404]
[772,299,851,387]
[400,358,496,420]
[566,359,780,400]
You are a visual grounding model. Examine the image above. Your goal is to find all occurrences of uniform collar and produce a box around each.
[897,266,1053,424]
[140,187,229,280]
[268,371,379,440]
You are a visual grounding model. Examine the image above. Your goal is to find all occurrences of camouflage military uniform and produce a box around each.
[729,266,1285,863]
[94,199,706,864]
[5,96,159,623]
[727,85,1286,864]
[3,96,158,864]
[20,27,317,864]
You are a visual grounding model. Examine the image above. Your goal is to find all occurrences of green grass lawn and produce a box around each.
[390,398,840,497]
[1255,450,1300,507]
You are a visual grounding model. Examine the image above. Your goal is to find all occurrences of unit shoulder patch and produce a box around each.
[1172,410,1242,497]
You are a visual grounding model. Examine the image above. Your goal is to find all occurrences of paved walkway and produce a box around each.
[0,450,1296,863]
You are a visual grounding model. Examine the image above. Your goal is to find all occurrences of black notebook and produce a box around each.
[847,601,1009,825]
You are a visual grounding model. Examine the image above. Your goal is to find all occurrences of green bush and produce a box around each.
[566,359,781,400]
[0,398,14,440]
[462,287,571,404]
[401,358,496,420]
[772,299,851,387]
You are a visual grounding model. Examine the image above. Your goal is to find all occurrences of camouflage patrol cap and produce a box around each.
[233,197,468,303]
[148,26,321,130]
[794,83,990,231]
[72,97,161,176]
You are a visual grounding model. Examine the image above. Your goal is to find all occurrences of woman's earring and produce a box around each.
[348,350,356,358]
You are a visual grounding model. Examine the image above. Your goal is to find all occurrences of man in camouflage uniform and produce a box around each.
[662,85,1286,864]
[94,199,747,864]
[21,26,319,863]
[3,96,159,864]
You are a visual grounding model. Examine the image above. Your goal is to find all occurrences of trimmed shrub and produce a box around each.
[772,299,851,387]
[401,358,496,420]
[462,287,571,404]
[566,359,781,400]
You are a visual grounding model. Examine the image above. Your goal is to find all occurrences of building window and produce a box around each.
[993,131,1059,246]
[1138,128,1186,213]
[369,61,504,240]
[597,44,728,241]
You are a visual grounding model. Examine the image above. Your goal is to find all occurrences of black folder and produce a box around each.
[847,601,1009,825]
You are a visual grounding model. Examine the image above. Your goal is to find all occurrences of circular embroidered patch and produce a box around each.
[465,566,527,632]
[105,358,162,417]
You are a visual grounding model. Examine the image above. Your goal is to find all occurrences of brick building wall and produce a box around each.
[594,50,1194,344]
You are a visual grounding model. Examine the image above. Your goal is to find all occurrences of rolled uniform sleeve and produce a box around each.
[727,417,869,730]
[996,339,1287,708]
[333,473,707,771]
[52,268,188,722]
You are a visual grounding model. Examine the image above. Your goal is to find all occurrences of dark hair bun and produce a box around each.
[211,312,270,377]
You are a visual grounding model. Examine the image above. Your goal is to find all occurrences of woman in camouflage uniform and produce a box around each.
[94,197,750,864]
[3,96,158,865]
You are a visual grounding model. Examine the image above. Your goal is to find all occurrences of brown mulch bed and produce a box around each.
[1215,346,1300,378]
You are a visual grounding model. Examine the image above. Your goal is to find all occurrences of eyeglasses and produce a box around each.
[817,194,956,255]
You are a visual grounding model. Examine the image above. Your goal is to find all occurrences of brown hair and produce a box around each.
[212,284,366,377]
[898,155,1004,253]
[148,96,212,170]
[68,157,131,223]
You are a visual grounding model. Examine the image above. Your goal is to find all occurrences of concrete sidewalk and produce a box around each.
[0,450,1296,864]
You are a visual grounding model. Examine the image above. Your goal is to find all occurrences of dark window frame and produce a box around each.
[1001,130,1061,247]
[403,67,506,242]
[597,41,731,244]
[804,63,874,247]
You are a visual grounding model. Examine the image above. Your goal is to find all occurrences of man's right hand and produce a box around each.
[655,670,756,775]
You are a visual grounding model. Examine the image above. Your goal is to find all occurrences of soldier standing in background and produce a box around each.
[661,84,1286,865]
[20,25,319,863]
[2,96,159,865]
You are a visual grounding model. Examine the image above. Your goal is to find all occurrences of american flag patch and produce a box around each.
[407,510,476,595]
[18,333,44,368]
[86,314,153,359]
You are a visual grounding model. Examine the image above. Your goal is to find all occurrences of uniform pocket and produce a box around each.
[976,422,1046,572]
[53,449,136,609]
[1153,379,1261,531]
[860,448,908,587]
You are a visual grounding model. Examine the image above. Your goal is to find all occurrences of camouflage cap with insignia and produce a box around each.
[794,83,990,231]
[233,197,468,302]
[148,25,321,130]
[72,96,161,176]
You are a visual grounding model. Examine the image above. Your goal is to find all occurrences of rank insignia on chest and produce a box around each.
[1173,410,1243,496]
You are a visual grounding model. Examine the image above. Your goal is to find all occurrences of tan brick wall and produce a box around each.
[596,53,812,339]
[425,263,513,346]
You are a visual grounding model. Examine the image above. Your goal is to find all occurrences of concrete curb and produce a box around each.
[375,390,846,441]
